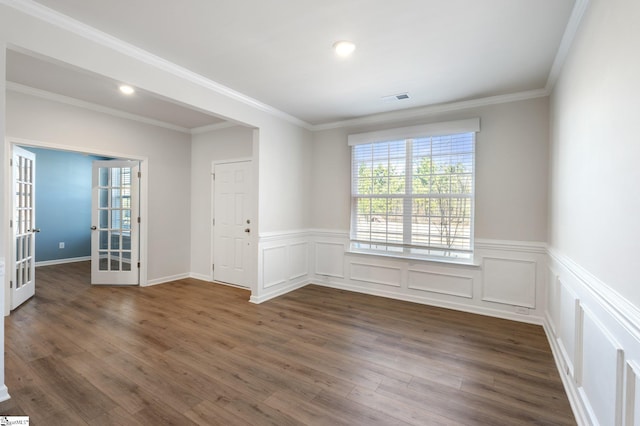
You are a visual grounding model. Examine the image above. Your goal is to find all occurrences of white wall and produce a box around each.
[190,125,254,280]
[6,90,192,285]
[300,99,550,320]
[311,97,550,242]
[548,0,640,424]
[255,98,553,318]
[550,0,640,309]
[252,121,313,302]
[258,120,313,233]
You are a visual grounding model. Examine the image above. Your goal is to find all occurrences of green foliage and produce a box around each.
[357,162,404,218]
[355,155,472,249]
[413,158,471,247]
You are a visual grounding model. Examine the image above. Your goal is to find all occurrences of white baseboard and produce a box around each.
[35,256,91,267]
[0,385,10,402]
[144,273,190,287]
[250,279,309,304]
[189,272,211,282]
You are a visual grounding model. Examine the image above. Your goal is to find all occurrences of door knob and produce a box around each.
[28,228,41,233]
[90,226,97,230]
[244,228,251,233]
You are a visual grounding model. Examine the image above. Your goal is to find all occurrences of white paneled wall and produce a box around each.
[254,230,640,425]
[251,232,310,303]
[407,269,473,299]
[311,232,547,323]
[255,230,547,323]
[482,257,536,307]
[546,250,640,426]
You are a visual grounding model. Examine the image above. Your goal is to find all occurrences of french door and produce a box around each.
[91,160,139,285]
[11,147,37,310]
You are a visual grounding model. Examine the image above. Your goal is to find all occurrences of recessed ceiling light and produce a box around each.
[119,85,135,95]
[333,40,356,57]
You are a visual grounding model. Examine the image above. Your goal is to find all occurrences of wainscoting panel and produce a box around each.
[481,257,536,308]
[315,242,345,278]
[626,361,640,426]
[262,245,288,289]
[407,269,473,298]
[547,268,561,336]
[558,282,579,377]
[252,231,312,303]
[578,306,624,426]
[289,242,309,280]
[308,232,547,324]
[545,249,640,426]
[350,261,401,287]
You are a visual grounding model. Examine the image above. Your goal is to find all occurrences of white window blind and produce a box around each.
[349,119,478,260]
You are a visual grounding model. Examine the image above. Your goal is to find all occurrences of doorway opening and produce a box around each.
[5,139,149,313]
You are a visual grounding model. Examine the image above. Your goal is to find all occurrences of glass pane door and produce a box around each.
[92,161,139,285]
[11,146,37,309]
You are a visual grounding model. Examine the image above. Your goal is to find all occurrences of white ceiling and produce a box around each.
[11,0,576,127]
[5,50,227,131]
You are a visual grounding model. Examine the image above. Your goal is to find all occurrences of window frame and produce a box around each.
[348,118,480,263]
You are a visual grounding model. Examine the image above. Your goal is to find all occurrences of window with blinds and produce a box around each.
[349,119,478,260]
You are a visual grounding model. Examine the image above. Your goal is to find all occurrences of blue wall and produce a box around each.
[23,147,107,262]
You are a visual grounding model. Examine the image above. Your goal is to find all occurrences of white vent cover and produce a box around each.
[381,92,410,102]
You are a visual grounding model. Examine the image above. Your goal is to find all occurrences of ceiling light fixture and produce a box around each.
[119,84,135,95]
[333,40,356,57]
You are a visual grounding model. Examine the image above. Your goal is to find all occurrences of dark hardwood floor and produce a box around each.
[0,261,576,425]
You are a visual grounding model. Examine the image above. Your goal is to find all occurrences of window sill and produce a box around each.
[346,247,480,267]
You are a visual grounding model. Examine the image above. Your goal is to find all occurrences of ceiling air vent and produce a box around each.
[381,92,410,102]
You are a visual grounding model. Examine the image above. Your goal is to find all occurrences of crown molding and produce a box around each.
[310,88,549,131]
[545,0,590,92]
[7,82,193,134]
[1,0,312,130]
[2,0,587,134]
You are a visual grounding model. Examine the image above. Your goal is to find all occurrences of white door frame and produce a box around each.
[210,157,254,287]
[4,137,149,315]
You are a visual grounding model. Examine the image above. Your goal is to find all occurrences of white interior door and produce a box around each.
[91,160,139,285]
[213,161,252,287]
[11,146,37,310]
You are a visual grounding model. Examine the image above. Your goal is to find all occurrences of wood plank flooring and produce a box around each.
[0,261,576,425]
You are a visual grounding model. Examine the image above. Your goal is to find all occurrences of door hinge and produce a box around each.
[9,281,12,289]
[212,264,215,271]
[137,217,141,224]
[212,218,215,226]
[9,219,12,228]
[137,171,141,178]
[137,262,141,268]
[9,158,13,167]
[212,173,215,180]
